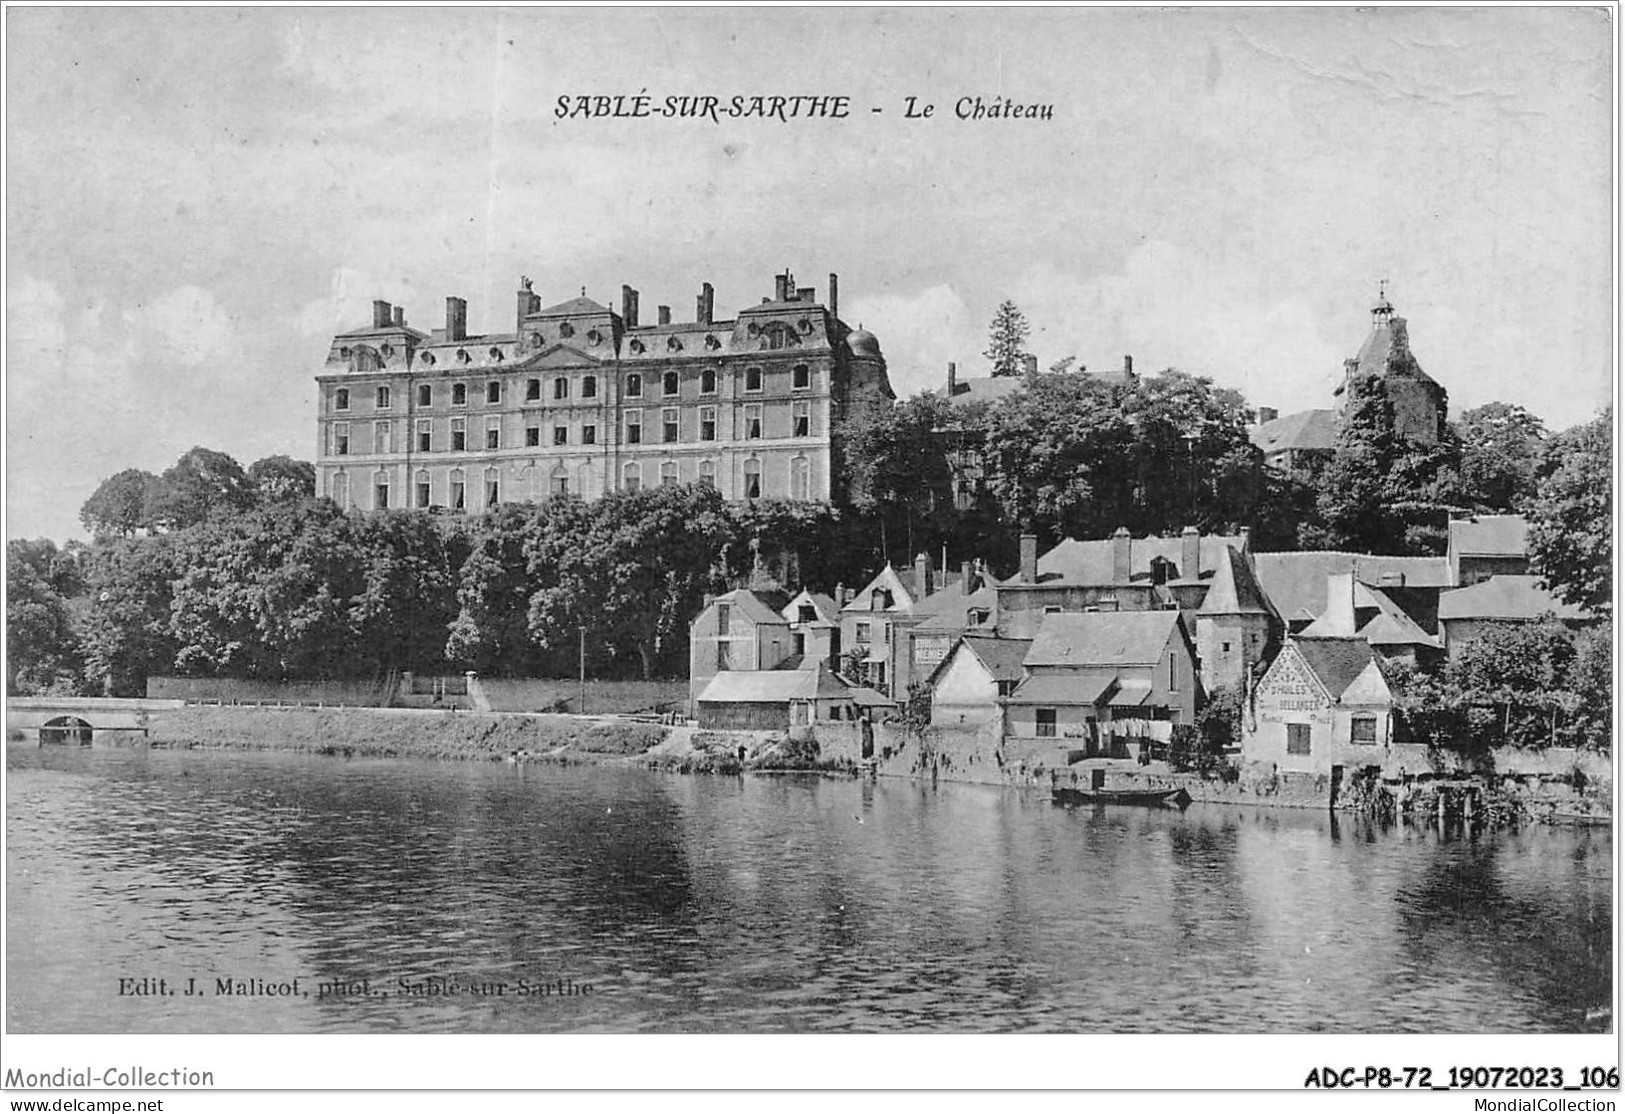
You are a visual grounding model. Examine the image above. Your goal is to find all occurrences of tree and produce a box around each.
[839,392,959,562]
[249,455,317,504]
[984,300,1031,378]
[148,447,257,530]
[1454,402,1548,513]
[1118,368,1263,534]
[6,540,83,695]
[81,535,184,696]
[80,469,161,538]
[348,510,463,676]
[1528,408,1611,613]
[447,502,575,675]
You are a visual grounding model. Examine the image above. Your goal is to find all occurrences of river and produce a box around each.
[4,741,1611,1033]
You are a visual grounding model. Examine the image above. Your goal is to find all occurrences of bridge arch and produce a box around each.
[40,716,93,746]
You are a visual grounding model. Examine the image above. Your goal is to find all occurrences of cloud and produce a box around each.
[121,285,237,366]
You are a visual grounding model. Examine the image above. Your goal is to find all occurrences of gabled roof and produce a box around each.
[1298,577,1440,648]
[1252,551,1452,620]
[1438,575,1589,621]
[1035,532,1247,586]
[1025,611,1183,669]
[953,634,1033,684]
[840,564,917,614]
[1250,409,1338,455]
[706,589,789,627]
[535,295,612,317]
[945,376,1025,408]
[1004,671,1115,706]
[1290,637,1380,701]
[911,582,998,634]
[696,664,850,704]
[1196,546,1276,617]
[1448,515,1529,558]
[782,589,840,626]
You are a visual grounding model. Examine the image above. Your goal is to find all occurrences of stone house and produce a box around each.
[926,634,1031,728]
[687,589,790,712]
[1446,514,1531,587]
[781,588,842,670]
[1436,575,1591,658]
[1241,636,1394,783]
[694,664,874,730]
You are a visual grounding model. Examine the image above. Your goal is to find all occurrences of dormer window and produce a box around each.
[1151,556,1175,586]
[530,332,544,348]
[872,589,894,610]
[629,339,645,354]
[705,334,721,351]
[489,347,504,362]
[420,352,436,367]
[586,328,603,346]
[456,349,470,364]
[380,343,394,358]
[558,321,575,338]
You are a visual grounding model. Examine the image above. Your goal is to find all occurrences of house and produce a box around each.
[994,527,1276,693]
[1252,551,1452,637]
[1003,611,1199,751]
[781,588,842,669]
[838,553,958,698]
[1447,514,1531,587]
[1296,572,1442,666]
[905,561,998,688]
[1437,575,1591,657]
[927,634,1031,728]
[687,589,791,711]
[694,664,888,730]
[1242,636,1394,784]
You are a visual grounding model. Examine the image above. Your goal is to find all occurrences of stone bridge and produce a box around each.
[6,697,185,744]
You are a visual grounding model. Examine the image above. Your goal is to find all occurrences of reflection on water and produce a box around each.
[5,742,1611,1033]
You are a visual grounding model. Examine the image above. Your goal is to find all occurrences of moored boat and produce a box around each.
[1050,785,1191,808]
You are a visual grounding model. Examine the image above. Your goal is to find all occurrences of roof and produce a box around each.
[1448,515,1529,558]
[1025,611,1182,669]
[1297,576,1440,647]
[696,666,851,704]
[1291,637,1379,700]
[535,295,612,317]
[1352,317,1438,386]
[954,634,1033,684]
[911,583,998,634]
[1357,611,1441,649]
[1108,681,1152,707]
[1438,575,1589,622]
[1250,409,1338,455]
[945,376,1026,408]
[1035,532,1247,586]
[1196,545,1276,617]
[1004,671,1116,706]
[845,685,896,708]
[841,564,917,614]
[1252,551,1452,619]
[782,590,840,625]
[707,589,789,627]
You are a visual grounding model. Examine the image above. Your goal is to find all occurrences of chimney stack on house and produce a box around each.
[828,273,839,320]
[774,272,791,302]
[1123,354,1134,375]
[696,282,715,325]
[947,361,957,396]
[1022,353,1039,377]
[393,306,406,327]
[372,300,392,329]
[657,305,671,326]
[1257,406,1279,425]
[1319,572,1359,635]
[1112,527,1133,584]
[1238,526,1252,557]
[446,296,468,342]
[516,280,540,332]
[1181,525,1200,581]
[914,553,931,598]
[621,285,640,328]
[1019,534,1039,584]
[797,286,815,303]
[962,560,974,595]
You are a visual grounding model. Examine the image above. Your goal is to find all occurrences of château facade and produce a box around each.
[314,270,893,512]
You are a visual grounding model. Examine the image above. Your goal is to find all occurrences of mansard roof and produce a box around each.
[1250,408,1338,455]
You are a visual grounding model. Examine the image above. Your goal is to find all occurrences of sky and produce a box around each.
[5,6,1615,543]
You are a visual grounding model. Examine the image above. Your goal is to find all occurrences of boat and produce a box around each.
[1050,785,1191,808]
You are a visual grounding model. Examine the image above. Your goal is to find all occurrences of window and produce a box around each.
[793,364,810,390]
[1221,641,1232,653]
[745,404,762,440]
[582,424,596,445]
[855,621,871,643]
[374,472,389,510]
[743,458,762,499]
[1351,717,1378,745]
[700,406,717,441]
[416,419,432,452]
[451,418,466,452]
[1036,709,1057,738]
[415,472,431,509]
[626,373,642,398]
[452,383,467,406]
[487,381,500,404]
[793,400,811,437]
[701,367,717,394]
[450,470,466,511]
[526,378,541,401]
[997,680,1019,698]
[626,412,642,444]
[716,642,731,671]
[417,384,433,407]
[553,426,568,446]
[660,461,678,486]
[1169,653,1177,691]
[1286,723,1311,756]
[526,426,541,447]
[486,420,501,450]
[484,467,499,508]
[333,422,350,456]
[375,421,392,455]
[799,604,817,623]
[717,603,731,635]
[553,377,569,401]
[790,456,810,500]
[330,472,349,509]
[745,366,762,392]
[550,469,568,497]
[698,459,715,486]
[663,408,679,443]
[969,608,991,626]
[335,388,350,411]
[622,462,641,491]
[663,371,679,396]
[376,385,391,409]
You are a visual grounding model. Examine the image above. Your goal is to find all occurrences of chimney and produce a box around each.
[393,306,406,328]
[621,285,639,328]
[1320,572,1358,635]
[1022,353,1039,376]
[1112,527,1132,584]
[1238,526,1252,557]
[1181,526,1200,581]
[914,553,931,598]
[835,583,848,608]
[774,273,790,302]
[1257,406,1279,424]
[797,287,815,303]
[372,299,392,329]
[446,296,468,342]
[657,305,671,326]
[961,560,974,596]
[697,282,714,325]
[828,273,839,320]
[1123,354,1134,375]
[1019,534,1038,585]
[947,361,957,396]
